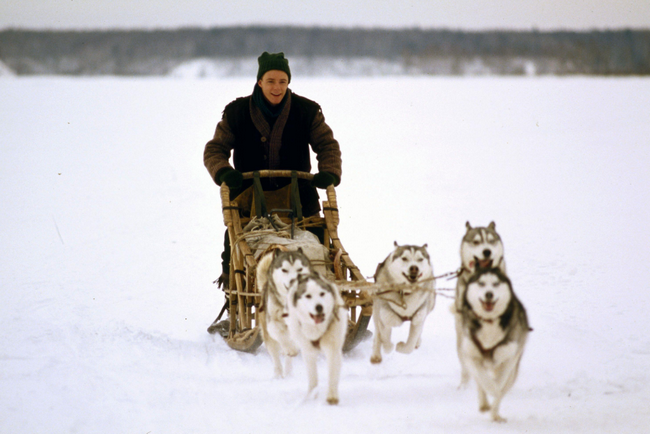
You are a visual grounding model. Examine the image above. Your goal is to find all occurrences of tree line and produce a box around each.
[1,26,648,76]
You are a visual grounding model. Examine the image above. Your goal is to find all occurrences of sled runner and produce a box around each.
[209,170,373,353]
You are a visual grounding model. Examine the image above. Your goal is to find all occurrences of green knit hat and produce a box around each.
[257,51,291,83]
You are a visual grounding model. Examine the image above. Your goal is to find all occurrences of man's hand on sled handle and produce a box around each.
[311,171,339,189]
[217,167,243,189]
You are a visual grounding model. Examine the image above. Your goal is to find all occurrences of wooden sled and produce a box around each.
[212,170,373,353]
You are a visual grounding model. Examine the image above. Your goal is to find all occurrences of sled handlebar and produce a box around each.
[240,170,314,181]
[219,171,337,223]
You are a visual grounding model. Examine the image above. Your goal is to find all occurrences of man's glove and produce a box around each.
[217,168,243,189]
[311,171,339,189]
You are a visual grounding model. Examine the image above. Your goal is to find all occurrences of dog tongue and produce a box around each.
[478,259,492,268]
[481,300,495,312]
[311,313,325,324]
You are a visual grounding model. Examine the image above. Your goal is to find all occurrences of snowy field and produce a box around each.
[1,76,649,433]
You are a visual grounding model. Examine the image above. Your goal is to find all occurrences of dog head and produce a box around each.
[269,248,312,293]
[375,242,433,284]
[464,267,512,321]
[291,273,339,325]
[460,222,505,273]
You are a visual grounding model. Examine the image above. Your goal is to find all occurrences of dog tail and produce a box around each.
[256,252,274,299]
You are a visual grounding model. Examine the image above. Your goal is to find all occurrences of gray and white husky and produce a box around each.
[458,266,529,422]
[257,248,313,378]
[453,222,507,384]
[370,242,436,364]
[286,272,348,405]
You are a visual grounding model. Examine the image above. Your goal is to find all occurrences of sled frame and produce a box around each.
[218,170,372,353]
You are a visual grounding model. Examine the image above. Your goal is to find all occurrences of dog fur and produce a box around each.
[257,248,313,378]
[286,272,348,405]
[370,242,436,364]
[453,222,507,385]
[458,266,529,422]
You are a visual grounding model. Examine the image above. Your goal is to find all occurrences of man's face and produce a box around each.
[258,70,289,106]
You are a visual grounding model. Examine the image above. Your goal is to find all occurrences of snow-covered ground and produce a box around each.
[1,76,649,433]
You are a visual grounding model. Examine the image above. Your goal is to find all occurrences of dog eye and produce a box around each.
[282,269,288,273]
[297,268,303,273]
[320,292,325,297]
[478,282,486,287]
[305,294,312,299]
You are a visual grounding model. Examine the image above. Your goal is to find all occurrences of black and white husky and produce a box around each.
[453,222,507,384]
[370,242,436,364]
[257,248,313,378]
[286,272,348,405]
[459,266,529,422]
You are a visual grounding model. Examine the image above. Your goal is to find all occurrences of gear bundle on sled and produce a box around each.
[208,170,373,353]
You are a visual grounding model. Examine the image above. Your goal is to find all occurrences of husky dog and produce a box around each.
[459,266,529,422]
[454,222,507,384]
[286,272,348,405]
[370,242,436,364]
[257,248,313,378]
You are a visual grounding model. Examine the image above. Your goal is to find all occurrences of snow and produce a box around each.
[1,76,650,433]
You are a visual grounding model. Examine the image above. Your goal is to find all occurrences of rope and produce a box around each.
[435,288,456,299]
[359,274,458,302]
[434,269,461,280]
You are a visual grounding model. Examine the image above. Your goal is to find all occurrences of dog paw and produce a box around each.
[458,371,470,389]
[479,404,491,412]
[326,396,339,405]
[306,388,318,401]
[370,355,382,364]
[396,342,413,354]
[491,414,507,423]
[282,343,299,357]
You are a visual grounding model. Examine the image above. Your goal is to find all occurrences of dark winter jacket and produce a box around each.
[204,88,342,216]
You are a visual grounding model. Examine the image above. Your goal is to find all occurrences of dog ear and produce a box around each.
[465,221,472,231]
[393,241,399,247]
[291,275,308,306]
[488,221,496,230]
[297,247,304,254]
[421,243,428,249]
[373,261,385,282]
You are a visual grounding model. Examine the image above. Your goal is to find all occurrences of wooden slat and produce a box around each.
[241,170,314,181]
[219,170,372,352]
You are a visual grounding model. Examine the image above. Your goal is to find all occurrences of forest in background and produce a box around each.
[1,26,649,76]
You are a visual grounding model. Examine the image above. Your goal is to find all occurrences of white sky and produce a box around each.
[1,0,650,31]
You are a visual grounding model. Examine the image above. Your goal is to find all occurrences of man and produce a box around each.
[204,52,342,327]
[204,51,342,215]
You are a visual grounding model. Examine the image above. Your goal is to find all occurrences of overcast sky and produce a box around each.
[2,0,649,31]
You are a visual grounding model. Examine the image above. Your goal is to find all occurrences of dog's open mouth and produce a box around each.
[471,257,493,269]
[310,313,326,324]
[480,299,497,312]
[402,272,421,283]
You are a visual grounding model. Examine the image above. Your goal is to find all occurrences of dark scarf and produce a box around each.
[252,84,288,120]
[249,85,292,177]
